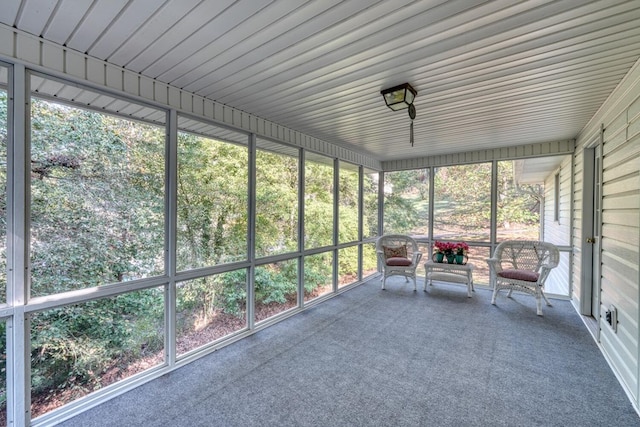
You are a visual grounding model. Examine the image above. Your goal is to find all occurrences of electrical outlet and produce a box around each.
[605,305,618,333]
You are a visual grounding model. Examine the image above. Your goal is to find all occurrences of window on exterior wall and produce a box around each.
[255,139,299,258]
[554,172,560,222]
[303,252,333,302]
[304,153,334,249]
[434,163,491,242]
[29,75,166,296]
[338,245,359,288]
[0,65,7,304]
[496,160,543,241]
[30,287,165,418]
[177,118,249,271]
[383,169,429,235]
[363,168,379,240]
[176,269,247,356]
[339,162,360,244]
[362,242,378,278]
[255,259,298,323]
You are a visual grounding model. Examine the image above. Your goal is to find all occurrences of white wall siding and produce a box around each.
[572,148,585,305]
[543,155,572,246]
[574,58,640,405]
[381,140,575,171]
[543,155,572,296]
[601,104,640,399]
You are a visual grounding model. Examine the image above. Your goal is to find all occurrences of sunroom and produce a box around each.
[1,1,640,426]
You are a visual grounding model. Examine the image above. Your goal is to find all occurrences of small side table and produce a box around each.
[424,260,475,297]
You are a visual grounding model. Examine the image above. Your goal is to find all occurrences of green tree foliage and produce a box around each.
[383,169,428,234]
[255,149,298,257]
[496,161,541,229]
[2,97,369,414]
[434,164,492,234]
[304,161,334,248]
[30,100,165,295]
[30,289,164,405]
[177,132,248,269]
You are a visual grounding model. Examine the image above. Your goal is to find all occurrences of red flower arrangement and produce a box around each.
[455,241,469,255]
[434,241,469,255]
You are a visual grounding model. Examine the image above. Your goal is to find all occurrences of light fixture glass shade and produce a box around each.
[381,83,417,110]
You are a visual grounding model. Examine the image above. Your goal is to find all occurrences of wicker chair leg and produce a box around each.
[541,289,552,307]
[536,294,543,316]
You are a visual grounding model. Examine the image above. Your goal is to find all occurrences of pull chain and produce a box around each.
[410,119,414,147]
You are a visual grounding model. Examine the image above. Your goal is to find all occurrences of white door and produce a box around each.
[590,145,602,321]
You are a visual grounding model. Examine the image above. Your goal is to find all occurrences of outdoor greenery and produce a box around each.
[0,87,542,421]
[384,164,541,240]
[0,94,376,418]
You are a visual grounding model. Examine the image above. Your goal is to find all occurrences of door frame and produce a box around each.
[579,126,603,326]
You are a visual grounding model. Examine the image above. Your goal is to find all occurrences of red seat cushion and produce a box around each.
[386,256,412,266]
[498,269,539,282]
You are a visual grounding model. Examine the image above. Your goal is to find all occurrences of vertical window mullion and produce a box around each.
[332,158,339,292]
[357,165,363,280]
[9,63,30,427]
[490,160,498,249]
[298,149,304,307]
[166,109,178,367]
[247,134,256,330]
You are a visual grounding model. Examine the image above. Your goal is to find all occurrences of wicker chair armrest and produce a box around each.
[486,257,502,272]
[537,266,554,284]
[412,251,423,265]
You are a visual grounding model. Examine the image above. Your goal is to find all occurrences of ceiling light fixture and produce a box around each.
[380,83,417,146]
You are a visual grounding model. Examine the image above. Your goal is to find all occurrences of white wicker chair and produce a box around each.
[487,240,560,316]
[376,234,423,290]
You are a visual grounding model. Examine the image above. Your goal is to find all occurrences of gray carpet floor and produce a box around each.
[59,278,639,427]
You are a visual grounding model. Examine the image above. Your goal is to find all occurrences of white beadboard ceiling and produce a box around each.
[3,0,640,162]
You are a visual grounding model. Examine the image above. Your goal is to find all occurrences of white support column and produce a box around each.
[8,62,30,427]
[298,149,305,307]
[428,167,435,248]
[165,109,178,367]
[247,134,256,329]
[332,158,339,291]
[377,171,384,236]
[490,160,498,250]
[357,165,364,280]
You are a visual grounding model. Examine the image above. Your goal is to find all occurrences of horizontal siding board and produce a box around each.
[86,57,104,85]
[602,145,640,179]
[41,43,64,72]
[602,175,639,196]
[383,141,574,171]
[601,223,639,243]
[105,66,123,91]
[630,95,640,121]
[629,119,640,140]
[601,272,639,318]
[605,110,628,140]
[601,331,638,399]
[604,127,630,154]
[65,50,85,79]
[602,159,640,182]
[16,33,39,64]
[602,209,639,226]
[602,193,640,211]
